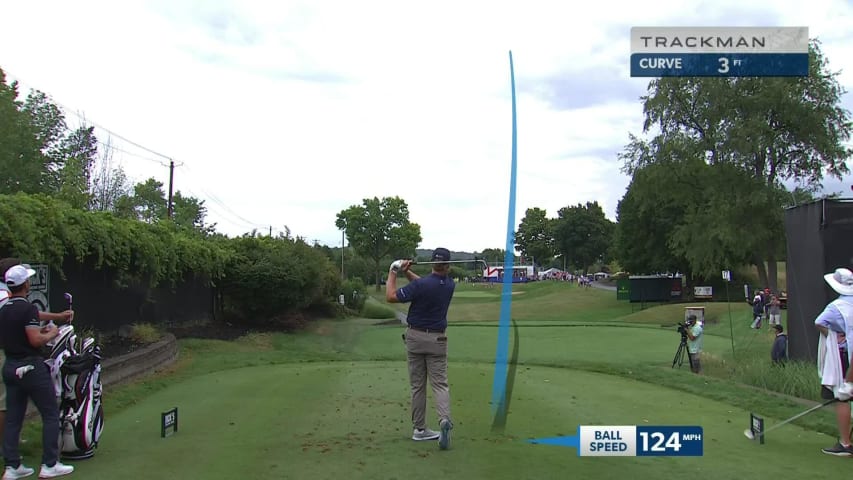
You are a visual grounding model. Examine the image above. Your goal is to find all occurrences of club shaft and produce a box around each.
[756,399,835,436]
[413,260,486,265]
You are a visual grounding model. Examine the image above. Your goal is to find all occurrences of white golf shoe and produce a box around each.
[438,418,453,450]
[3,465,34,480]
[412,427,440,441]
[38,462,73,479]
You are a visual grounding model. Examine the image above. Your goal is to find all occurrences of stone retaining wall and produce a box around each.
[1,333,179,415]
[100,333,179,387]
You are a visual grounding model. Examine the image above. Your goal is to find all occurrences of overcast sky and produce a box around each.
[2,0,852,253]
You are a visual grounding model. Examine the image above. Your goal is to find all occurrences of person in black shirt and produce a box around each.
[771,325,788,365]
[0,257,75,457]
[0,265,74,479]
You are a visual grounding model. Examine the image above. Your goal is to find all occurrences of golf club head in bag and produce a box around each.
[50,323,104,460]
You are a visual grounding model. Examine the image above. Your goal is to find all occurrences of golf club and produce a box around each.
[412,260,489,267]
[744,398,837,440]
[64,292,74,324]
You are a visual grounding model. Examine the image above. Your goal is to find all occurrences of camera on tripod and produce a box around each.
[672,315,698,369]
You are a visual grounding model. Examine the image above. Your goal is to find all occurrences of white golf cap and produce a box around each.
[5,265,36,287]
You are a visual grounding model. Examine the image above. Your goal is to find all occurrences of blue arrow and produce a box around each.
[491,50,517,423]
[527,435,580,448]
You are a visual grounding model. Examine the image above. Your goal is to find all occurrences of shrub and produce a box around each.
[361,299,396,319]
[129,323,162,344]
[220,235,341,326]
[340,278,367,311]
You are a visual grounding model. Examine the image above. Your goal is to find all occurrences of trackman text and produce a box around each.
[639,36,766,49]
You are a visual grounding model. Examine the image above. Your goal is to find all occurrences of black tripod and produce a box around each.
[672,333,694,369]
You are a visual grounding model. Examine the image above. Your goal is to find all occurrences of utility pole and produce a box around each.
[341,229,345,280]
[167,159,175,218]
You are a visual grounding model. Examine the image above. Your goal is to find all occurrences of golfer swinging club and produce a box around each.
[386,248,455,450]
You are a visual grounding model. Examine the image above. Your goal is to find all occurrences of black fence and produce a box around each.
[785,198,853,362]
[36,259,215,334]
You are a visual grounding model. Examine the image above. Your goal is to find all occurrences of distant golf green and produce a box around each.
[36,281,838,479]
[452,291,500,298]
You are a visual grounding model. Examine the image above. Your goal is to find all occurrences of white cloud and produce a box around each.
[1,0,851,252]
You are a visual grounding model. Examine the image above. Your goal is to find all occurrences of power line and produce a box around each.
[178,163,266,229]
[5,69,173,163]
[5,68,267,232]
[95,140,169,167]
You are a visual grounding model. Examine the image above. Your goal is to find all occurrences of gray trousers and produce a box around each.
[405,328,451,429]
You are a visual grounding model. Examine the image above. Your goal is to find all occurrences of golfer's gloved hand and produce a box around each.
[389,260,404,274]
[834,382,853,401]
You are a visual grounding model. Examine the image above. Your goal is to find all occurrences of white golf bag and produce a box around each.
[44,324,104,460]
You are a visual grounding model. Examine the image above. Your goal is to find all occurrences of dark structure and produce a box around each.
[785,198,853,361]
[628,275,683,303]
[44,259,216,333]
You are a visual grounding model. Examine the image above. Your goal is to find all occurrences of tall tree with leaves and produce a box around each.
[172,191,215,234]
[117,177,167,223]
[553,201,614,274]
[478,248,506,264]
[514,207,555,266]
[55,125,98,208]
[621,40,852,287]
[0,71,51,194]
[335,196,422,290]
[21,90,68,191]
[615,162,693,277]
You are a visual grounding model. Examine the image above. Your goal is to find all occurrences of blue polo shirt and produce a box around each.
[396,273,455,331]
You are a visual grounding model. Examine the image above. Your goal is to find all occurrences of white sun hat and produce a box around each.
[824,268,853,296]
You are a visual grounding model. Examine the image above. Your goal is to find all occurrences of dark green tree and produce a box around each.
[172,191,214,234]
[55,126,98,209]
[514,207,555,266]
[621,41,852,287]
[335,196,422,290]
[0,71,49,194]
[553,201,613,274]
[117,177,167,223]
[478,248,506,264]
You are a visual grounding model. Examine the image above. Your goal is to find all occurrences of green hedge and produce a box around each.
[0,193,230,285]
[0,193,343,326]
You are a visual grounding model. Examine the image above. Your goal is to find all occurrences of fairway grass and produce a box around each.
[71,361,836,480]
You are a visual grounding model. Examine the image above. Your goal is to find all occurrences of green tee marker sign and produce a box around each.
[161,407,178,438]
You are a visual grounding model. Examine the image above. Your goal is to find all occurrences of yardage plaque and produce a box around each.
[161,407,178,438]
